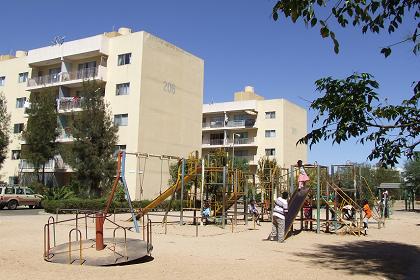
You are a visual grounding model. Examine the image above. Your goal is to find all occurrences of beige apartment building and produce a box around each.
[202,86,307,173]
[0,27,204,200]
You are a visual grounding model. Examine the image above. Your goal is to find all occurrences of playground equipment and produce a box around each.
[43,151,153,266]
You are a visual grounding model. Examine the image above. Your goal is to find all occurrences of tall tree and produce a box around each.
[0,92,10,170]
[403,154,420,195]
[271,1,420,167]
[66,81,118,198]
[22,90,58,184]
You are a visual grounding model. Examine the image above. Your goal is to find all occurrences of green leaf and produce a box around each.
[311,17,317,27]
[320,27,330,38]
[273,12,279,21]
[380,47,392,58]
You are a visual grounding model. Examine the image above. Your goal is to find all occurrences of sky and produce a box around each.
[1,0,418,167]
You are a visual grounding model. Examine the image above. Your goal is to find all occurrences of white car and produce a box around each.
[0,186,43,210]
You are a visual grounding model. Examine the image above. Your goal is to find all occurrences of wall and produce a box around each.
[137,32,204,199]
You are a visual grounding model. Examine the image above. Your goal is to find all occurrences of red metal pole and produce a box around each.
[95,212,105,250]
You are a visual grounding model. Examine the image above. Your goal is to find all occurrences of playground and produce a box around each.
[0,200,419,280]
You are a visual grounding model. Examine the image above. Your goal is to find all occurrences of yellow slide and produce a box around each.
[134,167,200,220]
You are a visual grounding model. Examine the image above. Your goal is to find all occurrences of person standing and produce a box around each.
[268,191,289,242]
[297,160,310,190]
[362,200,372,235]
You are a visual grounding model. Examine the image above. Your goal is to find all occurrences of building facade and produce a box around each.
[0,27,204,200]
[202,86,307,173]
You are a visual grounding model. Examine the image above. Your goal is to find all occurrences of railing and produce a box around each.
[234,155,254,161]
[57,97,84,112]
[19,159,54,170]
[27,67,101,87]
[203,118,256,129]
[58,127,74,141]
[231,137,254,145]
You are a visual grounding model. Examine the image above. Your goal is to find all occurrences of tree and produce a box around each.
[22,90,58,184]
[271,1,420,167]
[272,0,419,56]
[403,155,420,195]
[66,81,118,198]
[0,92,10,170]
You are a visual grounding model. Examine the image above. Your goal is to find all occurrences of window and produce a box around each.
[114,114,128,126]
[118,53,132,66]
[0,76,5,86]
[25,188,34,195]
[13,123,24,134]
[5,187,15,194]
[265,130,276,138]
[114,145,127,157]
[11,150,21,160]
[77,61,97,79]
[16,97,26,108]
[265,148,276,156]
[265,111,276,119]
[18,72,28,83]
[16,188,24,195]
[116,83,130,95]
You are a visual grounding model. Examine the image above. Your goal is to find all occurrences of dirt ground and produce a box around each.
[0,201,419,280]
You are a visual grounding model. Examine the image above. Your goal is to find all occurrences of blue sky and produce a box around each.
[1,0,418,167]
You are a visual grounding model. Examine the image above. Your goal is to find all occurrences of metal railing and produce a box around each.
[19,159,54,170]
[203,118,256,129]
[57,97,84,111]
[27,67,101,87]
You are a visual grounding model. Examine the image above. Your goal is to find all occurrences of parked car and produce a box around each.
[0,185,43,210]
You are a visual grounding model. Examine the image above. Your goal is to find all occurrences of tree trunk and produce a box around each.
[42,163,45,186]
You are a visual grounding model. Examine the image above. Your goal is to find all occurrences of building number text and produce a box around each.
[163,81,176,94]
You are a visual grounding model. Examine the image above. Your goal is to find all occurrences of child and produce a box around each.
[303,198,313,230]
[202,201,211,225]
[362,200,372,235]
[297,160,310,190]
[248,199,261,226]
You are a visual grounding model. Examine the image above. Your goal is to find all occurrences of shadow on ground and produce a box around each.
[105,255,154,266]
[293,241,420,280]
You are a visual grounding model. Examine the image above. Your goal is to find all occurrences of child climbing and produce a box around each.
[297,160,309,190]
[362,199,372,235]
[303,197,313,230]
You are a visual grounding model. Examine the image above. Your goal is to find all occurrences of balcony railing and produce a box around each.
[231,137,254,145]
[19,159,54,170]
[57,97,84,112]
[203,118,256,129]
[234,155,254,162]
[202,139,224,145]
[58,127,74,142]
[19,156,71,171]
[27,67,101,88]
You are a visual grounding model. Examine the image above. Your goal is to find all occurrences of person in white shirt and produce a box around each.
[268,191,289,242]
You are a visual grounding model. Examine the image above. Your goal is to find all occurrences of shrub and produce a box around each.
[41,198,191,213]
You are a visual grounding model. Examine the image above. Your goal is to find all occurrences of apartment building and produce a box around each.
[0,27,204,200]
[202,86,307,173]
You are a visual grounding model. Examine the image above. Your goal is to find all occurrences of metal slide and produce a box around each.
[134,168,199,220]
[284,187,311,236]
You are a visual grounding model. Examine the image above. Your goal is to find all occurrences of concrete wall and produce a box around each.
[136,32,204,199]
[0,56,30,182]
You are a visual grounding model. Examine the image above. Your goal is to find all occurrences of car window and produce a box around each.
[25,189,34,195]
[16,188,24,195]
[5,187,15,194]
[0,187,2,194]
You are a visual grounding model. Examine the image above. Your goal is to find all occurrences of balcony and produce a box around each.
[27,66,107,90]
[19,156,71,172]
[202,118,256,131]
[57,127,74,143]
[57,97,84,113]
[202,137,256,148]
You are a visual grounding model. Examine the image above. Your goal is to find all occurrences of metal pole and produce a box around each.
[232,133,235,169]
[316,164,321,234]
[180,158,185,225]
[222,166,226,229]
[200,159,205,226]
[290,165,294,194]
[244,175,249,226]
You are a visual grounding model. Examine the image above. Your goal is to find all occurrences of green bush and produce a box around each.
[41,198,191,213]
